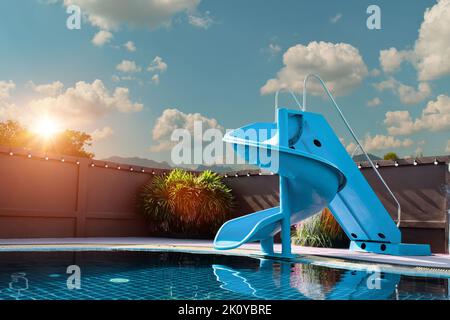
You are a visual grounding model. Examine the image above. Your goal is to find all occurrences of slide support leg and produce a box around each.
[280,176,292,258]
[260,237,274,255]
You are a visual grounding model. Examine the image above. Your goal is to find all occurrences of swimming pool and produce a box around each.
[0,251,448,300]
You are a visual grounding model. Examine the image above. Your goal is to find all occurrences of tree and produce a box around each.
[0,120,94,158]
[50,130,93,158]
[383,152,399,160]
[0,120,30,148]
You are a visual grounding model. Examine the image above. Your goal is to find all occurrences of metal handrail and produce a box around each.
[274,89,304,119]
[302,74,402,227]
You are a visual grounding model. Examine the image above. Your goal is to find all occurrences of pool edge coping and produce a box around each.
[1,242,450,279]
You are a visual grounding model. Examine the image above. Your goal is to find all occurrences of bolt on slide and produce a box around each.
[213,74,431,258]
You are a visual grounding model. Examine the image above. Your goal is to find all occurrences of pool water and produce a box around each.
[0,251,448,300]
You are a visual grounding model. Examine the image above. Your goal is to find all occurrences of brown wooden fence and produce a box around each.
[0,145,448,253]
[0,145,172,238]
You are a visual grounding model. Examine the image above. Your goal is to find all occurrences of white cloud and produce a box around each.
[188,11,213,29]
[0,80,15,100]
[374,77,431,105]
[369,69,381,77]
[261,43,282,59]
[112,75,139,82]
[268,43,281,56]
[92,30,113,47]
[260,41,368,96]
[397,82,431,105]
[330,13,342,24]
[124,41,136,52]
[148,56,167,73]
[63,0,201,30]
[151,108,223,151]
[0,81,17,121]
[28,81,64,97]
[366,97,382,107]
[414,0,450,81]
[378,1,450,81]
[345,141,357,154]
[379,48,414,73]
[15,80,143,128]
[151,74,160,85]
[116,60,141,73]
[91,126,114,141]
[384,94,450,135]
[0,103,19,121]
[362,134,414,152]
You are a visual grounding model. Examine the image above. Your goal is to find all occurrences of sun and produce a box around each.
[32,117,61,139]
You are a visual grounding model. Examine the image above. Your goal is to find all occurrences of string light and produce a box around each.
[8,150,443,179]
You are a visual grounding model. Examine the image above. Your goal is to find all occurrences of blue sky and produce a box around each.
[0,0,449,163]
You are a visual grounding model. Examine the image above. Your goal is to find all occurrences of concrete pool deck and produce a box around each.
[1,237,450,277]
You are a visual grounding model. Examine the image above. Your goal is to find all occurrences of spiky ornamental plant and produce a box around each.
[138,169,233,235]
[137,174,173,232]
[293,208,349,248]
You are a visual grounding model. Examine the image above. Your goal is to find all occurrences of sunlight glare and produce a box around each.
[32,117,60,139]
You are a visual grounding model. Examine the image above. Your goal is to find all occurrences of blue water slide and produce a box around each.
[215,108,346,256]
[214,76,430,257]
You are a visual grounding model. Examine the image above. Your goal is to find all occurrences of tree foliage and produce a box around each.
[0,120,93,158]
[383,152,399,160]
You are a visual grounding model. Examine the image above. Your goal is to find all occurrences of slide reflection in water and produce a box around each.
[212,259,400,300]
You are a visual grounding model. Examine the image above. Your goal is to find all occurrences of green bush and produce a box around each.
[293,208,349,248]
[137,169,233,236]
[383,152,399,160]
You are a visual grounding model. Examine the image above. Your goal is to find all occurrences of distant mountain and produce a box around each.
[104,154,382,171]
[101,156,259,173]
[102,156,172,169]
[352,153,382,162]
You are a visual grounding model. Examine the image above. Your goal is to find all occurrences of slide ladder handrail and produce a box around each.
[302,74,402,227]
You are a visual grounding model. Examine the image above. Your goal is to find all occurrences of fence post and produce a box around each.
[75,158,89,237]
